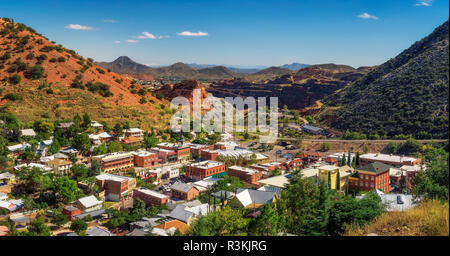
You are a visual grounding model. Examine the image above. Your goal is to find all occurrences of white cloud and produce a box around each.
[357,13,379,20]
[114,40,121,44]
[415,1,432,6]
[176,31,208,36]
[126,39,139,43]
[65,24,94,30]
[103,19,118,23]
[137,32,157,39]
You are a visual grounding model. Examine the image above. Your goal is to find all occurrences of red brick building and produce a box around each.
[133,151,158,168]
[348,162,391,192]
[62,206,82,221]
[133,188,169,206]
[185,160,226,181]
[156,142,191,162]
[200,149,218,161]
[170,182,200,201]
[227,165,262,185]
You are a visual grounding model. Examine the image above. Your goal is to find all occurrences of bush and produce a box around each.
[3,93,21,101]
[9,74,21,84]
[57,56,66,62]
[24,65,45,80]
[96,68,105,74]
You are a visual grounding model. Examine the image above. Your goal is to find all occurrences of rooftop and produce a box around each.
[228,165,259,174]
[189,160,224,169]
[258,174,291,188]
[360,153,418,163]
[135,188,169,199]
[96,173,131,182]
[358,162,393,174]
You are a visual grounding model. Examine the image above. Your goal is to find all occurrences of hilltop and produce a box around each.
[0,18,170,129]
[320,20,449,139]
[97,57,238,82]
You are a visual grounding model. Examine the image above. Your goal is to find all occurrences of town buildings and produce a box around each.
[133,150,158,168]
[348,162,391,192]
[96,173,136,201]
[92,152,134,173]
[227,165,263,185]
[46,158,73,176]
[185,160,226,181]
[360,153,421,167]
[170,182,200,201]
[156,142,190,162]
[133,188,169,206]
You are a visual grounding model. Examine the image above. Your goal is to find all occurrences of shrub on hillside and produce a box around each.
[24,65,45,80]
[9,74,21,85]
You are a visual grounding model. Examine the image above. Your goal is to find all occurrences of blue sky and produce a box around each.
[1,0,448,67]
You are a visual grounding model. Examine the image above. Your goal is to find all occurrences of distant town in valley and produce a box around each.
[0,0,448,239]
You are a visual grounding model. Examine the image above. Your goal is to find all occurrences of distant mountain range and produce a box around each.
[96,57,312,79]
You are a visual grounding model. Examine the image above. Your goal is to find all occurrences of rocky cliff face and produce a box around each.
[156,80,208,105]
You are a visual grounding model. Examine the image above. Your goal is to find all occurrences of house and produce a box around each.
[164,167,179,179]
[0,172,15,184]
[89,132,114,145]
[185,160,226,181]
[7,143,30,153]
[258,174,291,189]
[0,199,23,214]
[323,157,339,166]
[133,188,169,206]
[250,162,285,177]
[284,158,304,170]
[96,173,136,201]
[133,150,158,168]
[170,182,200,201]
[301,124,324,135]
[91,121,103,129]
[125,128,145,139]
[168,203,209,224]
[231,188,278,209]
[360,153,421,167]
[348,162,392,192]
[227,165,263,185]
[129,217,160,231]
[20,129,36,137]
[92,152,134,173]
[36,139,53,156]
[86,226,115,236]
[155,219,190,234]
[73,209,107,221]
[62,205,82,221]
[74,195,103,212]
[57,122,74,129]
[121,136,142,146]
[9,213,30,227]
[318,165,352,191]
[46,158,73,175]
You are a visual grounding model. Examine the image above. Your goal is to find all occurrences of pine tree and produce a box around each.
[327,171,331,189]
[355,152,360,167]
[347,151,351,166]
[335,171,341,191]
[341,155,346,166]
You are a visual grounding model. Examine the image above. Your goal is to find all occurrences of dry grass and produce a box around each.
[345,199,449,236]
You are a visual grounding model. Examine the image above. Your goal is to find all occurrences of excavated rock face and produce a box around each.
[156,80,208,104]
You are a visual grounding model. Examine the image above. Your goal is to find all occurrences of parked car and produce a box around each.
[396,195,404,204]
[276,150,283,155]
[248,142,257,147]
